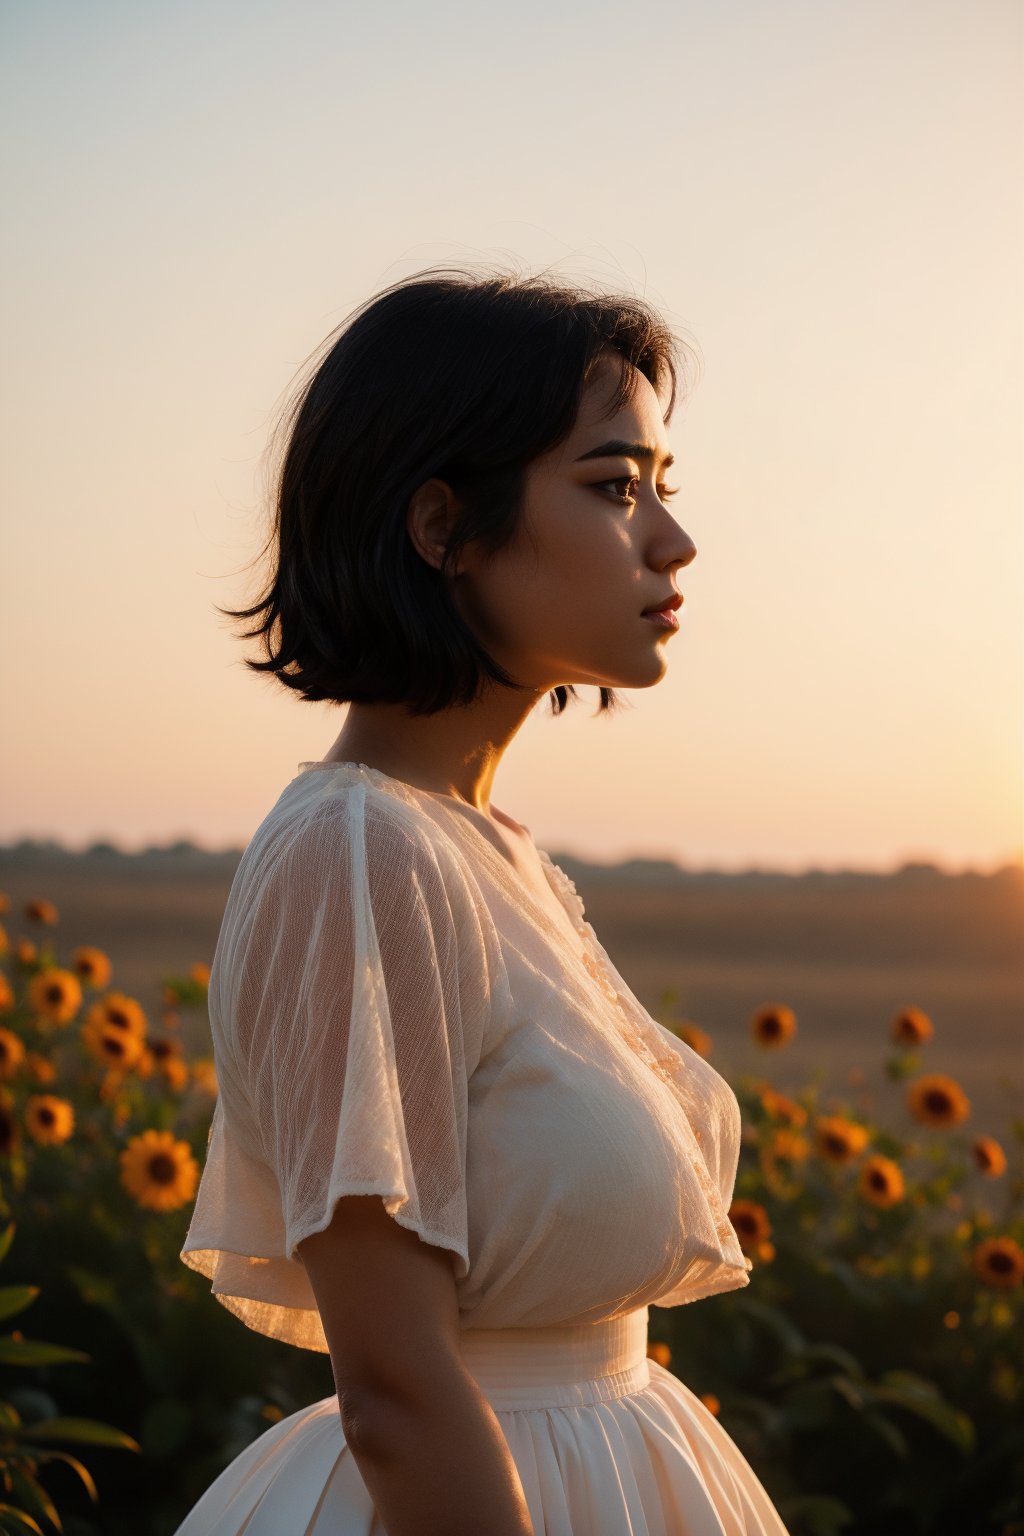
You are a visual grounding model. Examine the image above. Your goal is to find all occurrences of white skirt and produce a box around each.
[173,1308,791,1535]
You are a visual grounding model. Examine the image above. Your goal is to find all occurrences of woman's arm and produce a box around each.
[297,1194,534,1536]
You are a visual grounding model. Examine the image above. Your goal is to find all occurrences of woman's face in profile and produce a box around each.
[453,355,698,696]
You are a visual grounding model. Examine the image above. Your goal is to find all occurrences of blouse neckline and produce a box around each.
[296,760,590,965]
[295,762,701,1100]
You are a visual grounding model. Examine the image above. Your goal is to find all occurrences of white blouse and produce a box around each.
[180,761,752,1353]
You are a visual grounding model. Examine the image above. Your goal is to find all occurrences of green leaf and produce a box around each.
[0,1507,45,1536]
[0,1340,89,1367]
[797,1342,867,1381]
[868,1375,976,1453]
[6,1469,60,1534]
[0,1224,15,1267]
[859,1410,910,1459]
[829,1375,867,1413]
[28,1451,98,1504]
[63,1267,117,1312]
[23,1418,140,1452]
[820,1257,883,1309]
[0,1289,40,1325]
[780,1493,855,1536]
[140,1398,191,1457]
[734,1297,807,1359]
[779,1378,841,1432]
[767,1340,867,1390]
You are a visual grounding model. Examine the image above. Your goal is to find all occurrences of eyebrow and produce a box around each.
[574,439,675,469]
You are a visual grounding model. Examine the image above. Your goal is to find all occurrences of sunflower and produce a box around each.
[699,1394,721,1417]
[24,899,58,926]
[750,1005,797,1048]
[971,1136,1007,1178]
[24,1095,75,1146]
[161,1057,190,1093]
[673,1023,712,1057]
[99,1068,127,1103]
[133,1047,156,1080]
[15,940,37,966]
[813,1114,870,1163]
[96,993,147,1037]
[190,1057,218,1097]
[971,1237,1024,1290]
[24,1052,57,1085]
[0,1028,26,1082]
[0,923,7,954]
[760,1087,808,1126]
[82,994,147,1057]
[28,968,82,1026]
[0,976,13,1015]
[907,1073,971,1128]
[0,892,8,914]
[72,947,112,990]
[647,1341,672,1367]
[119,1130,199,1212]
[890,1006,933,1048]
[149,1036,183,1065]
[189,962,211,988]
[857,1154,905,1209]
[728,1198,772,1253]
[768,1127,811,1163]
[83,1024,143,1072]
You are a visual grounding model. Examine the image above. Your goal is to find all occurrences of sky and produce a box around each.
[1,0,1020,873]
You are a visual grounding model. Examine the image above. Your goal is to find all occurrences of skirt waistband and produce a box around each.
[457,1307,651,1410]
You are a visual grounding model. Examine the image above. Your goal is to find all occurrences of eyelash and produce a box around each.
[598,476,680,506]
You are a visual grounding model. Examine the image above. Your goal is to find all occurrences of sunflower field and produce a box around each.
[0,895,1021,1536]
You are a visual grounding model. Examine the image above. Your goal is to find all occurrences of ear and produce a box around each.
[406,477,464,575]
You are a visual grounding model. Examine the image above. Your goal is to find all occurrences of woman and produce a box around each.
[175,266,792,1535]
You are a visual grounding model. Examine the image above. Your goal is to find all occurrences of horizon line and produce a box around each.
[0,834,1020,882]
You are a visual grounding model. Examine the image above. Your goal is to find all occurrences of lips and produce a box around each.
[641,593,683,616]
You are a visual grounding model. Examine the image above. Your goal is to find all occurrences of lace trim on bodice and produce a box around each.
[534,849,695,1090]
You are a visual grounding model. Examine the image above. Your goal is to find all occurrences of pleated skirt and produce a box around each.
[172,1308,791,1535]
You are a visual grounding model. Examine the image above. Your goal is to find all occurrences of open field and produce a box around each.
[2,846,1021,1140]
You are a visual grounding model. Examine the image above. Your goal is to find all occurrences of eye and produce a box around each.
[596,476,680,506]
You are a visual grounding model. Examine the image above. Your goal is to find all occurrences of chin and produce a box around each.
[571,655,670,691]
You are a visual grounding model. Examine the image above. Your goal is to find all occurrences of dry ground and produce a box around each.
[2,849,1020,1140]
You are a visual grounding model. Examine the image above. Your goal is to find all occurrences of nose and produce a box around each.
[661,511,697,573]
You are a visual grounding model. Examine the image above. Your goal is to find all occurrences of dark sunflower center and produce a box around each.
[988,1252,1014,1275]
[924,1091,951,1114]
[38,1107,56,1127]
[108,1010,129,1029]
[148,1154,178,1185]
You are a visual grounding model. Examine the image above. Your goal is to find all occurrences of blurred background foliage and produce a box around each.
[0,898,1020,1536]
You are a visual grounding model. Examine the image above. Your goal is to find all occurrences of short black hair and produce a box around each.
[218,262,699,717]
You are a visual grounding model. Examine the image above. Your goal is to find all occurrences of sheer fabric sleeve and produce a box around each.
[180,781,508,1352]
